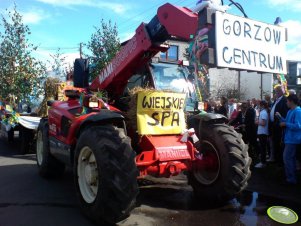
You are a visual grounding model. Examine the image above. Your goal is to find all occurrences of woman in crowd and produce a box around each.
[228,102,241,126]
[255,101,269,168]
[215,96,228,117]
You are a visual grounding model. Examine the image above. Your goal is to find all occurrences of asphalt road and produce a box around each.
[0,136,300,226]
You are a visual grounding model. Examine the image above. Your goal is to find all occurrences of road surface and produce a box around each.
[0,137,300,226]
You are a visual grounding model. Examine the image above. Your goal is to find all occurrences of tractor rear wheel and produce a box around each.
[36,119,65,178]
[74,125,138,224]
[19,126,34,154]
[7,128,14,143]
[188,123,251,203]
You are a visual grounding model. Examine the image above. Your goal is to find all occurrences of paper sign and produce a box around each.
[215,11,287,74]
[137,91,186,135]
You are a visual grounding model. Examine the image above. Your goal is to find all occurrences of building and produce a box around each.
[287,61,301,93]
[208,69,273,100]
[154,38,188,63]
[157,39,274,100]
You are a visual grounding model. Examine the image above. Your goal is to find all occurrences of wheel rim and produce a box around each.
[36,130,43,166]
[193,140,221,185]
[77,146,99,203]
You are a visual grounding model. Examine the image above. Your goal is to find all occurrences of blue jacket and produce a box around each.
[281,106,301,144]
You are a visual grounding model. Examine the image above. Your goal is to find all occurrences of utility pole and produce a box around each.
[79,42,83,59]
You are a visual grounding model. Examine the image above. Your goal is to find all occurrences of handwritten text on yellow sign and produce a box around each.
[137,91,186,135]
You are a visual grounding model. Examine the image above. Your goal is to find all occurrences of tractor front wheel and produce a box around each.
[74,125,138,224]
[188,123,251,203]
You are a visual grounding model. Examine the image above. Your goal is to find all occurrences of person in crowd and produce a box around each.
[270,85,289,166]
[263,95,274,162]
[255,100,269,168]
[215,96,228,117]
[229,102,241,123]
[297,93,301,170]
[204,100,213,113]
[251,98,257,108]
[229,103,241,125]
[278,94,301,185]
[245,101,258,153]
[229,103,246,140]
[254,99,261,117]
[265,95,273,108]
[214,100,221,112]
[228,98,237,118]
[230,102,256,148]
[209,99,217,113]
[288,89,296,95]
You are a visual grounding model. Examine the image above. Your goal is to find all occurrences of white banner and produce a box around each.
[215,11,287,74]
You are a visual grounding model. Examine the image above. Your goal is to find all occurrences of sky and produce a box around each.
[0,0,300,67]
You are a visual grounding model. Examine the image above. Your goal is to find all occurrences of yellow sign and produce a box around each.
[137,91,186,135]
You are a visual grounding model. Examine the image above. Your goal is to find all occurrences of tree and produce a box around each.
[49,48,67,81]
[212,79,247,100]
[86,19,120,80]
[0,5,46,106]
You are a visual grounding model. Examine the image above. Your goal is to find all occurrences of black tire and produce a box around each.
[19,126,34,154]
[36,119,65,178]
[7,128,14,143]
[188,123,251,202]
[74,125,139,225]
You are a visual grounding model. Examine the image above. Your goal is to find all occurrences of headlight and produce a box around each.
[89,101,99,108]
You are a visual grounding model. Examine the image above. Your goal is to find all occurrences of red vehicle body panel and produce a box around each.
[136,135,197,177]
[89,3,198,97]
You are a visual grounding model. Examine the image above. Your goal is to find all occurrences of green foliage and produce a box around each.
[0,5,46,104]
[86,19,120,80]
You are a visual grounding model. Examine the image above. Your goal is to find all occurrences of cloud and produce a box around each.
[120,32,135,43]
[282,20,301,45]
[61,52,80,67]
[35,0,129,14]
[0,5,50,25]
[279,20,301,61]
[286,44,301,61]
[33,49,79,70]
[266,0,301,11]
[22,9,50,24]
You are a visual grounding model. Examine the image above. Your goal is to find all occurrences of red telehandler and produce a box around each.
[36,3,251,224]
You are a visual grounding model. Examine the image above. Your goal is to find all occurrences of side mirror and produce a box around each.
[73,58,90,88]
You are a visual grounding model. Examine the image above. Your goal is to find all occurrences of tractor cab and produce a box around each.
[149,61,199,112]
[122,60,201,113]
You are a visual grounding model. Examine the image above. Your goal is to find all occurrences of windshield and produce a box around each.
[150,62,199,111]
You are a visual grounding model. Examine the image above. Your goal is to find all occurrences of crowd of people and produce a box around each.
[205,86,301,186]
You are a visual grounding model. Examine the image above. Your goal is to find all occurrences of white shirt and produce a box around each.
[270,96,283,122]
[258,109,269,135]
[228,103,237,118]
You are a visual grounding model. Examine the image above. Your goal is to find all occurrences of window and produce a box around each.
[160,45,179,61]
[123,73,151,95]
